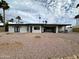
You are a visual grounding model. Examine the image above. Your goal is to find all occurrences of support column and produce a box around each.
[64,26,66,32]
[56,26,59,33]
[29,26,31,32]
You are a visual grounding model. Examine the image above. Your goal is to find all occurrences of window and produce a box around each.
[34,26,40,30]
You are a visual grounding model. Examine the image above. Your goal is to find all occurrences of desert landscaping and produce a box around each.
[0,32,79,59]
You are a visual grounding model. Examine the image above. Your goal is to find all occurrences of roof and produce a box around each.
[8,23,71,26]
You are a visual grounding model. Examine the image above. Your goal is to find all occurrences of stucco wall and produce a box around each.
[0,27,4,32]
[9,26,14,32]
[58,26,66,32]
[20,26,27,33]
[41,26,44,33]
[32,26,42,33]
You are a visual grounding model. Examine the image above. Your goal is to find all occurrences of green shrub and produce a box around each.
[73,28,79,32]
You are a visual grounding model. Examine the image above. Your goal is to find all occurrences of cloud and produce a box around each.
[5,0,77,25]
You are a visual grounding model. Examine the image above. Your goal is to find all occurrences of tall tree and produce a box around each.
[74,4,79,19]
[0,0,10,31]
[74,4,79,25]
[0,0,9,23]
[9,18,14,22]
[16,16,21,23]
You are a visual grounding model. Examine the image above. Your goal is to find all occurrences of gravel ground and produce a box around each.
[0,32,79,59]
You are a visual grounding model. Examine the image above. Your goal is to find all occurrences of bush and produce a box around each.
[73,28,79,32]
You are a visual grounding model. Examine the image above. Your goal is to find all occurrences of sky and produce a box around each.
[1,0,79,25]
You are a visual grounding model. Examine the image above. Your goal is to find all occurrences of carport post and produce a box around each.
[56,26,59,33]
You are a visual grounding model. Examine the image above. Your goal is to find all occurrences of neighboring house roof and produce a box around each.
[8,23,71,26]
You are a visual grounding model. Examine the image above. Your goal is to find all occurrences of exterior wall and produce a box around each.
[56,26,58,33]
[32,26,42,33]
[20,26,27,33]
[76,19,79,25]
[41,26,44,33]
[58,26,68,33]
[58,26,64,32]
[8,25,69,33]
[66,26,72,32]
[9,26,14,32]
[61,26,65,31]
[62,26,66,32]
[0,27,4,32]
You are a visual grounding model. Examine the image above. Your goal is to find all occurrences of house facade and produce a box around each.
[8,23,71,33]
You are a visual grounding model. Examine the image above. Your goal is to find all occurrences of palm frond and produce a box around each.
[16,16,21,20]
[76,4,79,8]
[74,15,79,19]
[1,0,10,10]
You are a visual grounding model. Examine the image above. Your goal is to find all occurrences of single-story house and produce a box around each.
[8,23,71,33]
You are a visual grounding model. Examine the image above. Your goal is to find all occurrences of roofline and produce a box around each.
[8,23,71,26]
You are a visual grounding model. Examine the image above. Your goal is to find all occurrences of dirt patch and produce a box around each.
[6,33,14,35]
[0,33,79,59]
[34,36,41,38]
[0,41,23,49]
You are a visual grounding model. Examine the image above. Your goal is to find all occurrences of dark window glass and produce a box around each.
[34,26,40,30]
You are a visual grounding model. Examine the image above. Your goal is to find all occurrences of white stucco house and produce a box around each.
[8,22,71,33]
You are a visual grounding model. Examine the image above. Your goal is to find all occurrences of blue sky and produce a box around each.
[2,0,79,25]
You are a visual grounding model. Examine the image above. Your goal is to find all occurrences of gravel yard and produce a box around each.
[0,32,79,59]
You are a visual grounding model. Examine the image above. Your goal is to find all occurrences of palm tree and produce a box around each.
[16,16,21,23]
[0,14,3,23]
[75,4,79,19]
[76,4,79,8]
[45,20,47,24]
[0,0,9,23]
[9,18,14,22]
[0,0,10,31]
[74,3,79,25]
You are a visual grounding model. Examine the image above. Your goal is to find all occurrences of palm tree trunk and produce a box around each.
[3,9,5,23]
[3,9,6,31]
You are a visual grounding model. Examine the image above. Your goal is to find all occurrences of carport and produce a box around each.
[44,27,56,33]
